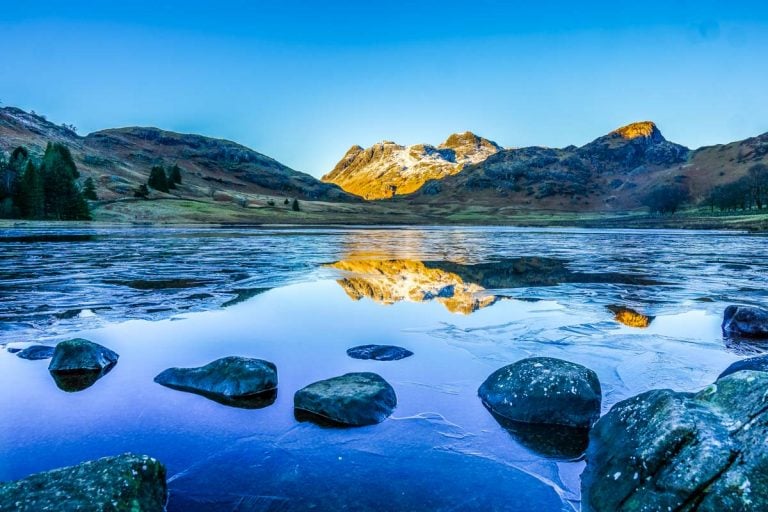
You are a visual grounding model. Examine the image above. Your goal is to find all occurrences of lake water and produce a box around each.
[1,226,767,511]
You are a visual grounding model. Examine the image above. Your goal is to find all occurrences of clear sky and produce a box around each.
[2,1,767,177]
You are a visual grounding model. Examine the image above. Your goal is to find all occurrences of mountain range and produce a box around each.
[2,106,767,222]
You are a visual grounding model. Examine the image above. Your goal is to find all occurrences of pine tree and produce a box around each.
[292,198,300,212]
[83,177,98,200]
[134,184,150,198]
[17,161,45,219]
[40,143,90,220]
[148,166,169,192]
[168,164,182,185]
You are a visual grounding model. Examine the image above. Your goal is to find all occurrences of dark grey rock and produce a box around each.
[294,372,397,426]
[719,354,768,380]
[16,345,55,360]
[48,339,119,373]
[722,305,768,339]
[154,356,277,404]
[0,453,166,511]
[478,357,601,429]
[346,344,413,361]
[582,371,768,511]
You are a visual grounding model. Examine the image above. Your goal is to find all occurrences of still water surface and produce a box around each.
[1,226,767,510]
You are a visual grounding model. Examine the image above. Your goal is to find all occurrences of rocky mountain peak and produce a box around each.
[610,121,663,142]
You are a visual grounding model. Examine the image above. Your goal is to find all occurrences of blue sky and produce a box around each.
[2,1,767,177]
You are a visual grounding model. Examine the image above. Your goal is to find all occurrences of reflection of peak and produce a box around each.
[608,305,654,328]
[328,259,497,314]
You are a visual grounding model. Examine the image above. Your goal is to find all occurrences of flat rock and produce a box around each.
[294,372,397,426]
[346,344,413,361]
[154,356,277,402]
[48,338,119,373]
[718,354,768,380]
[16,345,55,360]
[722,305,768,339]
[0,453,166,511]
[582,371,768,511]
[478,357,601,429]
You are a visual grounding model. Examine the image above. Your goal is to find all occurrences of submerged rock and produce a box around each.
[718,354,768,380]
[0,453,166,511]
[490,410,589,460]
[48,339,119,373]
[294,372,397,426]
[722,305,768,339]
[346,344,414,361]
[16,345,55,360]
[478,357,601,429]
[582,371,768,511]
[154,356,277,406]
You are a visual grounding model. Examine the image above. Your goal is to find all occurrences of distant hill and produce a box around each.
[0,107,352,204]
[403,122,768,211]
[322,131,501,199]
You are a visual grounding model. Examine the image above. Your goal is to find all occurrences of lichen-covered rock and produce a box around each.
[582,371,768,511]
[16,345,55,360]
[346,344,414,361]
[294,372,397,426]
[718,354,768,380]
[154,356,277,403]
[0,453,167,511]
[722,305,768,339]
[48,338,119,372]
[478,357,601,429]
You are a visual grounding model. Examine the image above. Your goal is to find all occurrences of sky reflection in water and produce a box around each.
[1,227,767,510]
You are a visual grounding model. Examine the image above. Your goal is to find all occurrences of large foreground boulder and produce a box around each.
[48,338,119,372]
[154,356,277,407]
[478,357,601,429]
[582,371,768,511]
[0,453,167,511]
[346,344,414,361]
[722,305,768,339]
[294,372,397,426]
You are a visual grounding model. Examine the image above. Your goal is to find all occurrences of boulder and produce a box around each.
[294,372,397,426]
[582,371,768,511]
[0,453,166,511]
[16,345,55,360]
[346,344,414,361]
[478,357,601,429]
[48,338,119,373]
[722,305,768,339]
[154,356,277,406]
[718,354,768,380]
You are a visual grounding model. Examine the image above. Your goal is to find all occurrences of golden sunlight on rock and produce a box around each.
[608,305,654,328]
[327,259,498,314]
[610,121,658,140]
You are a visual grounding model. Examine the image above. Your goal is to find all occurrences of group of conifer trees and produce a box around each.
[0,143,92,220]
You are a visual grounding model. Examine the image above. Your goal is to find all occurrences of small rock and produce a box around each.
[722,305,768,339]
[294,372,397,426]
[0,453,167,511]
[154,356,277,404]
[16,345,55,360]
[346,344,414,361]
[718,354,768,380]
[478,357,601,429]
[48,339,119,373]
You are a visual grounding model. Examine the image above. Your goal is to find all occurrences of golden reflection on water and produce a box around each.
[608,306,654,328]
[327,259,497,314]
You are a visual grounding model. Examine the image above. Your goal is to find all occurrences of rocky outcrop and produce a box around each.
[48,339,118,373]
[154,356,277,407]
[0,453,167,511]
[722,305,768,339]
[346,344,413,361]
[718,354,768,379]
[294,372,397,426]
[321,132,501,199]
[478,357,602,429]
[582,371,768,511]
